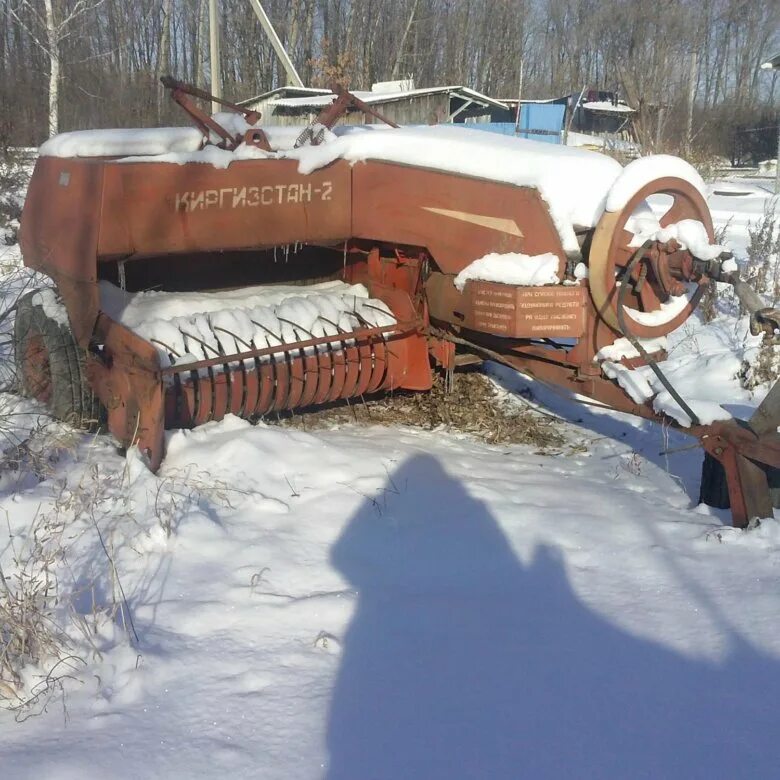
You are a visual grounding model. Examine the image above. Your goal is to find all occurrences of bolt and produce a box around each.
[714,446,723,455]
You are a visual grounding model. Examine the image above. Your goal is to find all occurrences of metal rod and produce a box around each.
[246,0,304,87]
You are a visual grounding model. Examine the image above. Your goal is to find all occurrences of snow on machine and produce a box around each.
[15,79,780,527]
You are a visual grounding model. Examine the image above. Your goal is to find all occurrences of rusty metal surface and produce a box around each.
[22,333,52,403]
[87,313,165,470]
[352,161,566,276]
[161,311,427,429]
[19,157,103,346]
[588,176,712,338]
[99,158,352,258]
[699,421,780,527]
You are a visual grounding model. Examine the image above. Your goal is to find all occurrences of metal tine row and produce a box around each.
[155,303,391,370]
[167,325,389,426]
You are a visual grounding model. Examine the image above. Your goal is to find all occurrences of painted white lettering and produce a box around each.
[232,187,246,207]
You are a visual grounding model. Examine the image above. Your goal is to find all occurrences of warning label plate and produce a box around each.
[463,282,586,338]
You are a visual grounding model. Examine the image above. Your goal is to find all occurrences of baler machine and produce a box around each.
[15,80,780,527]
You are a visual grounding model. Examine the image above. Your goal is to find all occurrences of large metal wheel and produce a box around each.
[14,290,103,429]
[588,176,714,338]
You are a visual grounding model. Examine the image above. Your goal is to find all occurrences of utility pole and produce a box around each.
[514,58,524,137]
[247,0,304,87]
[760,54,780,194]
[685,51,697,156]
[209,0,222,113]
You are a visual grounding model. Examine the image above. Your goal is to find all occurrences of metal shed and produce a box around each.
[239,82,508,127]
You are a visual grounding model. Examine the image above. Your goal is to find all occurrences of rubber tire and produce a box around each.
[14,290,103,430]
[698,452,730,509]
[699,452,780,510]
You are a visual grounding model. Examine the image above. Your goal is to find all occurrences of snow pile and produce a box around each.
[602,358,734,426]
[606,155,707,213]
[30,287,69,327]
[648,219,728,261]
[120,142,273,169]
[601,360,655,404]
[4,404,780,777]
[99,281,395,369]
[629,218,728,261]
[39,127,204,158]
[624,290,695,327]
[573,262,589,281]
[595,335,667,362]
[453,251,561,291]
[600,321,753,426]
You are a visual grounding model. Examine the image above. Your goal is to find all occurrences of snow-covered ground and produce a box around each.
[1,152,780,778]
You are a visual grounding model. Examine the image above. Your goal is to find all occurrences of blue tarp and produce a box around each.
[464,104,566,144]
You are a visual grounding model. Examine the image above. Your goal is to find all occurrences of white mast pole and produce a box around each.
[209,0,222,113]
[246,0,304,87]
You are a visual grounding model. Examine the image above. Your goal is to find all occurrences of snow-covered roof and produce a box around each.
[269,86,507,112]
[500,97,567,106]
[239,86,332,106]
[582,100,635,115]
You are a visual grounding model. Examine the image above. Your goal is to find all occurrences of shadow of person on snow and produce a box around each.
[326,454,780,779]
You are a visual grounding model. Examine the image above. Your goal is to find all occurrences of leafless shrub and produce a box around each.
[0,505,81,716]
[698,217,733,323]
[739,201,780,389]
[0,453,142,718]
[0,148,29,246]
[151,466,258,538]
[677,146,725,183]
[743,200,780,309]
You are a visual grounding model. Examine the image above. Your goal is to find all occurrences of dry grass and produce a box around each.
[0,504,84,718]
[270,369,565,450]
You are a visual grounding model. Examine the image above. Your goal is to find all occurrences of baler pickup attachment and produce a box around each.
[84,278,428,470]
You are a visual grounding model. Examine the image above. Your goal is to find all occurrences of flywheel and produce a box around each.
[588,176,714,339]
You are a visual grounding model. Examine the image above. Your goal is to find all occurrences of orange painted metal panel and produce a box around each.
[351,160,566,276]
[98,158,353,257]
[19,157,103,345]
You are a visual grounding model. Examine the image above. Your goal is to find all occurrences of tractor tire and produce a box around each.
[699,451,780,511]
[13,290,104,430]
